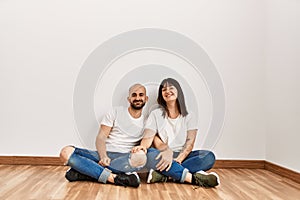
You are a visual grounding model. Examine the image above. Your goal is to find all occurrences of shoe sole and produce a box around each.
[125,171,141,185]
[147,169,154,184]
[209,172,220,185]
[197,170,220,187]
[65,168,77,182]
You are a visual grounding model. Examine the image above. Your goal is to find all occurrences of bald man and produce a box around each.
[59,84,148,188]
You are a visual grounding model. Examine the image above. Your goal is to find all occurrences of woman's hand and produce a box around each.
[132,145,147,154]
[156,148,173,171]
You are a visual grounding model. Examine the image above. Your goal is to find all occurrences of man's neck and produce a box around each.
[128,107,142,119]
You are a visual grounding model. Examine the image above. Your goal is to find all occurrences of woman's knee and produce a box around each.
[204,151,216,169]
[59,145,75,164]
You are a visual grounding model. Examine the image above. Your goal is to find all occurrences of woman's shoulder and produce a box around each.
[149,107,168,117]
[184,111,198,123]
[186,111,195,117]
[149,107,164,116]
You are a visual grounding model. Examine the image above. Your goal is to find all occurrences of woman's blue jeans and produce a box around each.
[145,148,216,182]
[67,147,145,183]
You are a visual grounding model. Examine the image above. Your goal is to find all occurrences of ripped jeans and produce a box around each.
[67,147,145,183]
[145,148,216,182]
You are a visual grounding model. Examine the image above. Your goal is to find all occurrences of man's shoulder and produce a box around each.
[104,106,127,118]
[110,106,127,113]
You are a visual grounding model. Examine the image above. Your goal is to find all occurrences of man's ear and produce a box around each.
[127,96,130,103]
[146,95,149,102]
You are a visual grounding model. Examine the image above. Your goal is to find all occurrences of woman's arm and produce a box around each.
[174,129,197,164]
[152,135,173,171]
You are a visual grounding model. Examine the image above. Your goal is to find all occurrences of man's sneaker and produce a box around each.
[65,168,95,182]
[147,169,168,183]
[192,171,220,187]
[114,172,140,188]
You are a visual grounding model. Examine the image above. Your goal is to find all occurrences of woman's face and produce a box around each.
[162,84,178,103]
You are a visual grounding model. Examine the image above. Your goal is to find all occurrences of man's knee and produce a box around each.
[129,150,147,168]
[59,145,75,164]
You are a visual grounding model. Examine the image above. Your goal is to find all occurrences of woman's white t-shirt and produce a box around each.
[101,106,145,153]
[145,108,198,152]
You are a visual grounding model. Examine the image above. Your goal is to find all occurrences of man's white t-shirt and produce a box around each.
[101,106,145,153]
[145,108,198,152]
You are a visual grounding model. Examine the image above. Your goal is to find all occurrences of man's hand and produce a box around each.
[132,145,147,154]
[96,125,112,167]
[99,156,111,166]
[156,148,173,171]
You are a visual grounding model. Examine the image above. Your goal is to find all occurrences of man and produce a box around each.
[59,83,148,188]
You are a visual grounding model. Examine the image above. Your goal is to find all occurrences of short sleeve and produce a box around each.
[100,107,117,127]
[144,110,158,132]
[186,112,198,131]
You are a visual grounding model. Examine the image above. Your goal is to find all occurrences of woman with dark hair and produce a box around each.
[132,78,219,187]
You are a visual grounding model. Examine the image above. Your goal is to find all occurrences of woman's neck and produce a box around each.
[166,102,179,119]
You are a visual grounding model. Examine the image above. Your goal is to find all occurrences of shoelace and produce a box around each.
[195,175,211,188]
[192,185,200,190]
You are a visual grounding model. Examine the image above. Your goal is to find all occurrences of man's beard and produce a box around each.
[130,101,146,110]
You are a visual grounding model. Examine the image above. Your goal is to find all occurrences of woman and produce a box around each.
[133,78,219,187]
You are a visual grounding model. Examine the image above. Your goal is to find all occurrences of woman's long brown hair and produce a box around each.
[157,78,188,117]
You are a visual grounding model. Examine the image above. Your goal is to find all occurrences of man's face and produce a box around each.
[128,85,148,110]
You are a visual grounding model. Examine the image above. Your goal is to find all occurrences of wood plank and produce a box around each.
[265,161,300,184]
[0,156,299,185]
[1,165,300,200]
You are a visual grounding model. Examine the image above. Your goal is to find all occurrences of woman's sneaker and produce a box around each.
[147,169,168,183]
[114,172,140,188]
[192,171,220,187]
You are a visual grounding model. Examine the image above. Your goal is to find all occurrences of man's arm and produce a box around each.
[95,125,112,166]
[153,135,168,151]
[132,129,156,153]
[174,129,197,164]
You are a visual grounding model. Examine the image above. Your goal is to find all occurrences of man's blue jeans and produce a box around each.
[145,148,216,182]
[67,147,145,183]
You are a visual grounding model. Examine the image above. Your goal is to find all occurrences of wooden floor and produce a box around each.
[0,165,299,200]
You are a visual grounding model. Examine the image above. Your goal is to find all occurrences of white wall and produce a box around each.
[265,0,300,172]
[0,0,298,172]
